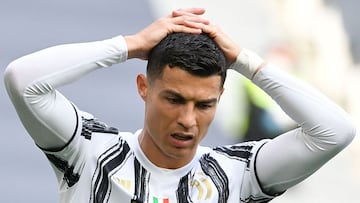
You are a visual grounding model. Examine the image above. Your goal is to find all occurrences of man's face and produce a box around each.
[137,65,223,168]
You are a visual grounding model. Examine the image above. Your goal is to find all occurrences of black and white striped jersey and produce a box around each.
[43,109,273,203]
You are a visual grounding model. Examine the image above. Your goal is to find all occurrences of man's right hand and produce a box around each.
[125,8,209,60]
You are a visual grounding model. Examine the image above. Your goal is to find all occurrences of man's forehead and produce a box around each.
[159,66,223,87]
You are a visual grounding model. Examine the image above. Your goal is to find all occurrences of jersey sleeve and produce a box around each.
[212,140,277,202]
[40,106,123,191]
[4,36,128,150]
[230,49,357,195]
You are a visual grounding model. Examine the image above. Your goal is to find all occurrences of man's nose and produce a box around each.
[177,104,196,129]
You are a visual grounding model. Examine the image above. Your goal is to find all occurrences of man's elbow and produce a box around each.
[336,118,357,149]
[4,59,27,98]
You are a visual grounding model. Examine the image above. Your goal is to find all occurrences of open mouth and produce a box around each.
[171,133,193,141]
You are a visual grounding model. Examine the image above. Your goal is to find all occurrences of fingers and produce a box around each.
[198,23,241,65]
[172,8,206,17]
[127,8,217,60]
[197,22,218,37]
[169,15,209,34]
[126,10,208,60]
[169,7,209,25]
[170,24,202,34]
[163,8,240,64]
[167,8,210,34]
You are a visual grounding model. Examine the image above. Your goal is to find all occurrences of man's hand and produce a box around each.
[200,24,241,67]
[125,8,209,60]
[172,11,241,66]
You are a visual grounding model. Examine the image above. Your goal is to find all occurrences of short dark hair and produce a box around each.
[146,32,227,87]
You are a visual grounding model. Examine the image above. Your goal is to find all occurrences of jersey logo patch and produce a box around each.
[190,172,213,201]
[113,177,132,192]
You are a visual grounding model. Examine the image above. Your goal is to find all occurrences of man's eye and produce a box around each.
[167,97,182,104]
[197,103,213,110]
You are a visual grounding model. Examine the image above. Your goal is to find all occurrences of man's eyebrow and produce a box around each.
[161,90,218,103]
[198,98,218,104]
[161,90,185,99]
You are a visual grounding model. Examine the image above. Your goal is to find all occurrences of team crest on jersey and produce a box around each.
[113,177,132,192]
[190,171,213,201]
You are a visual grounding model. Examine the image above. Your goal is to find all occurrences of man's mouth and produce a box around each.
[171,133,193,141]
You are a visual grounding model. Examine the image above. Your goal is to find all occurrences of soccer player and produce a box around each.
[4,8,356,203]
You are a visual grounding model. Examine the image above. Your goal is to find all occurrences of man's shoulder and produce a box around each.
[198,139,268,163]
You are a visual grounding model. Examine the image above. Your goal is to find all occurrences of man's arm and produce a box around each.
[4,36,129,149]
[4,8,209,149]
[249,59,356,194]
[201,24,356,194]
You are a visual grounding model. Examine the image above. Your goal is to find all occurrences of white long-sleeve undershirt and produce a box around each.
[4,35,356,195]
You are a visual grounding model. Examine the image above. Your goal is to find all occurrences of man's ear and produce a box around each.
[136,74,148,101]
